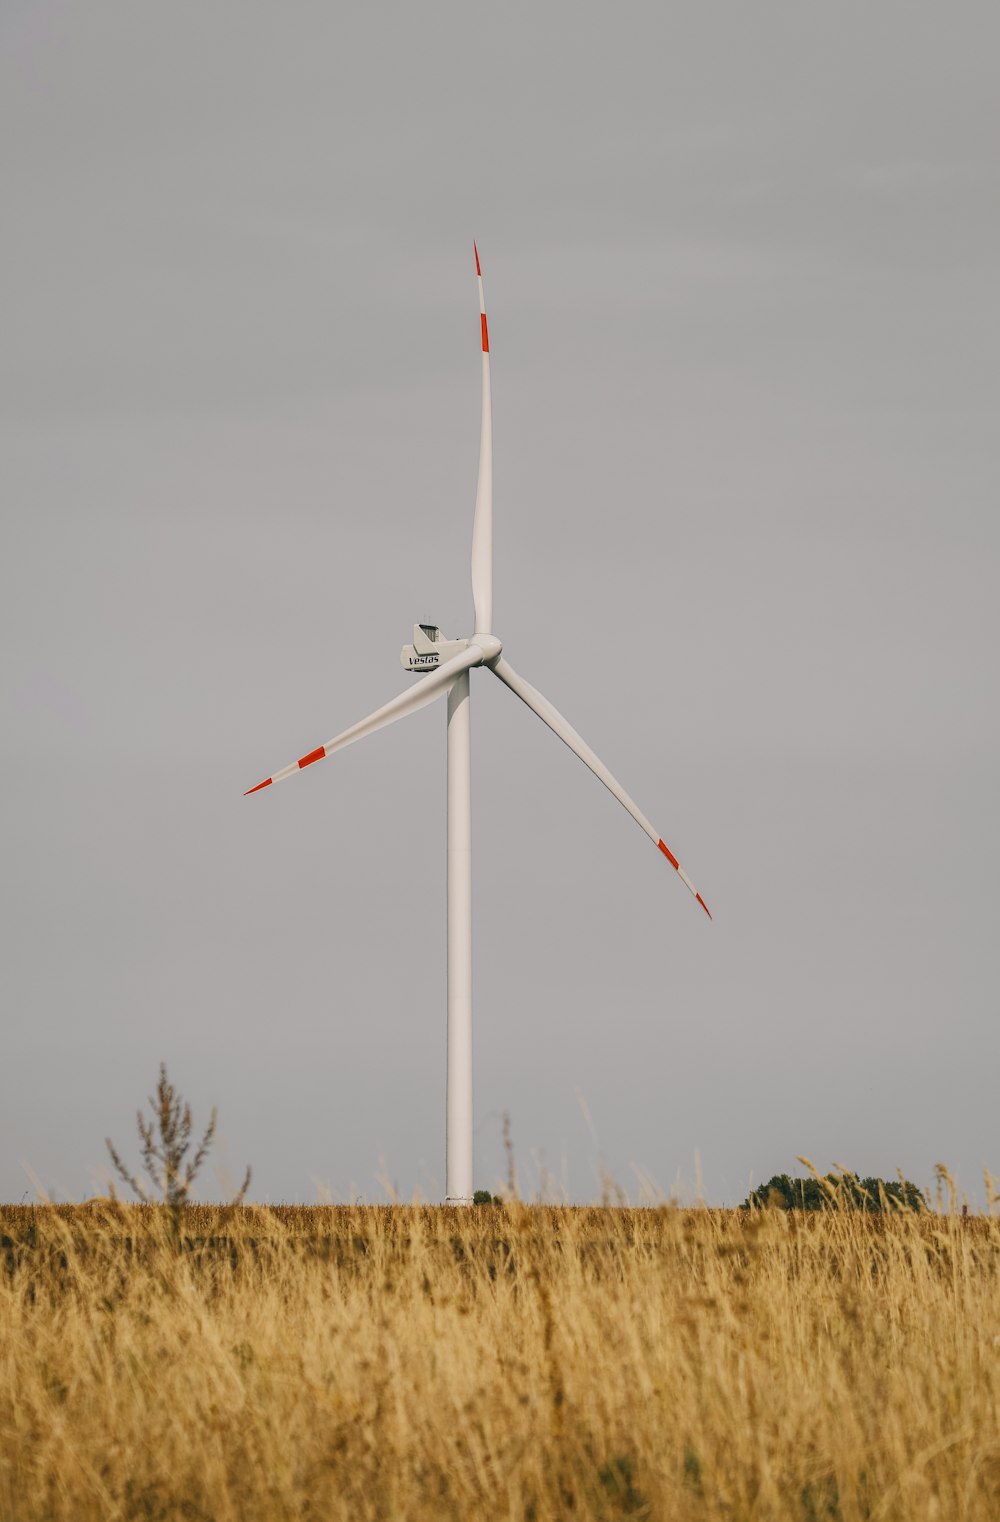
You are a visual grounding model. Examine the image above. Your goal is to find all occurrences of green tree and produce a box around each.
[743,1171,924,1212]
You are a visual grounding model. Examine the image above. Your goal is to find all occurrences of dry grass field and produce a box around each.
[1,1198,998,1521]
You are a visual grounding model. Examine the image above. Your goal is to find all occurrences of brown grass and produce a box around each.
[1,1200,999,1520]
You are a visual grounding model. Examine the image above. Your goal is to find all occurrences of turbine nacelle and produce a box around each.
[400,624,469,673]
[400,625,502,673]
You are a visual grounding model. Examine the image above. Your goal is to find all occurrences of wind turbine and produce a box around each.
[245,245,711,1204]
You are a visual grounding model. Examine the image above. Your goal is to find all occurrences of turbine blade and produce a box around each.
[470,241,493,635]
[245,646,481,796]
[489,656,711,918]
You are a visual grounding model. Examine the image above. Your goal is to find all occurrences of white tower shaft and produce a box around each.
[446,670,473,1203]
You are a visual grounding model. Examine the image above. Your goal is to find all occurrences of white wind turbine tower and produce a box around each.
[246,245,711,1204]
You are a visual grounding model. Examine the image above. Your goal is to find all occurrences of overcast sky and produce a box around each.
[2,2,997,1206]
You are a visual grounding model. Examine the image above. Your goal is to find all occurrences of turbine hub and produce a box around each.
[469,633,502,664]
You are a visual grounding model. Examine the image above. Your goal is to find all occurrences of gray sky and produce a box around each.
[2,1,997,1206]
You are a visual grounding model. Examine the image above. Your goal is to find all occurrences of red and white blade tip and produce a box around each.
[475,244,488,349]
[657,838,712,919]
[244,743,328,796]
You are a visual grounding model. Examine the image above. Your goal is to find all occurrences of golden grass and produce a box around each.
[1,1201,999,1520]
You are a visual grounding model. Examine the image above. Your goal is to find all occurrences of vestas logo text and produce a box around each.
[409,655,439,667]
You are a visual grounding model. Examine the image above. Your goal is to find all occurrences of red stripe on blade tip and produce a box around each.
[474,242,481,276]
[481,314,489,352]
[657,839,679,870]
[298,746,326,769]
[696,893,712,920]
[244,778,272,796]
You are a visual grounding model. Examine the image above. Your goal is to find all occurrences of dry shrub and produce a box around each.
[1,1200,999,1520]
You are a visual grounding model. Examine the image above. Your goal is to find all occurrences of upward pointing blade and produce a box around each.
[489,656,712,918]
[470,242,493,635]
[244,646,481,795]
